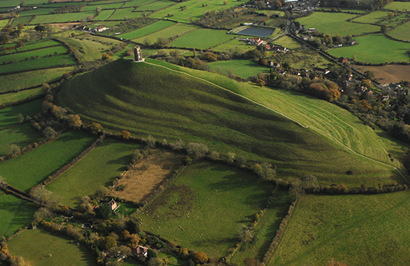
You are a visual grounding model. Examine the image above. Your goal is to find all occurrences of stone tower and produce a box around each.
[134,46,143,62]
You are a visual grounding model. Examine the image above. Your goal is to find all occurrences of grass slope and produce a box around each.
[133,23,198,43]
[170,28,234,49]
[47,138,138,207]
[30,11,96,24]
[0,123,42,156]
[138,161,275,258]
[208,59,270,78]
[0,99,41,128]
[0,55,76,74]
[388,21,410,42]
[353,11,389,24]
[118,20,175,39]
[0,194,37,237]
[0,46,68,64]
[270,191,410,266]
[0,88,43,105]
[8,229,97,266]
[0,131,96,192]
[384,1,410,10]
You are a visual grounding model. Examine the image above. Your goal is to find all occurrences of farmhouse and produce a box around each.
[94,26,109,33]
[108,199,120,212]
[132,246,148,258]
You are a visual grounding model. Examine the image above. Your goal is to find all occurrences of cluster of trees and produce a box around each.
[308,32,355,49]
[319,0,393,11]
[0,23,24,44]
[248,0,282,10]
[304,182,408,194]
[51,4,83,14]
[115,17,156,35]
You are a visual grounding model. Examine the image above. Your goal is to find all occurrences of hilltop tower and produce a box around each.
[134,46,144,62]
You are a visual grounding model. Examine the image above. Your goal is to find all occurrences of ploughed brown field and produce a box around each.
[110,149,184,202]
[358,64,410,83]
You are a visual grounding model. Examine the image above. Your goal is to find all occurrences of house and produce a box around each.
[274,45,288,53]
[95,26,108,32]
[76,25,86,30]
[132,246,148,258]
[108,199,120,212]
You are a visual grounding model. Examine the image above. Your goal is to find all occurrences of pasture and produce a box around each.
[0,88,43,105]
[0,46,68,64]
[95,9,115,20]
[0,194,37,237]
[273,35,301,49]
[208,59,270,78]
[0,123,42,156]
[8,229,97,266]
[269,191,410,266]
[106,8,144,20]
[138,161,275,258]
[0,20,9,27]
[20,8,53,16]
[388,21,410,41]
[212,39,245,52]
[9,39,61,53]
[328,34,410,63]
[360,64,410,83]
[0,55,76,75]
[170,28,234,49]
[0,99,41,128]
[353,11,389,24]
[82,3,123,11]
[0,0,45,6]
[30,11,96,24]
[123,0,158,8]
[46,138,137,208]
[133,23,198,43]
[135,0,175,11]
[10,16,33,26]
[296,12,379,36]
[384,1,410,10]
[0,131,96,192]
[118,20,175,39]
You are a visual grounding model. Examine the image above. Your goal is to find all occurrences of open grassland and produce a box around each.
[124,0,157,7]
[0,99,41,128]
[170,28,234,49]
[135,0,175,11]
[20,8,54,16]
[6,39,61,53]
[296,12,379,36]
[133,23,198,43]
[107,8,144,20]
[138,161,275,258]
[273,35,301,49]
[0,131,96,192]
[208,59,270,78]
[328,34,410,63]
[231,190,290,265]
[384,1,410,10]
[30,11,96,24]
[0,46,68,64]
[353,11,389,24]
[149,0,248,23]
[10,16,32,26]
[0,194,37,237]
[270,191,410,266]
[47,138,137,208]
[388,21,410,41]
[118,20,175,39]
[212,39,244,52]
[0,123,42,156]
[0,88,43,105]
[360,64,410,83]
[0,55,76,74]
[0,67,74,93]
[8,229,97,266]
[82,3,123,11]
[95,9,115,20]
[58,59,406,186]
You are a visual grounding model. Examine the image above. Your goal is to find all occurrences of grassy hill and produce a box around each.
[58,59,405,186]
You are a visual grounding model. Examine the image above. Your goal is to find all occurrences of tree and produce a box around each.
[34,25,46,32]
[381,24,388,34]
[87,15,94,21]
[89,122,103,135]
[192,252,208,264]
[121,130,131,139]
[0,35,9,44]
[17,23,24,30]
[187,143,208,159]
[147,135,156,148]
[102,53,111,60]
[387,12,394,19]
[143,38,151,47]
[43,126,58,140]
[15,40,24,48]
[364,70,375,79]
[95,204,112,220]
[17,113,24,123]
[101,236,117,250]
[67,114,83,129]
[131,149,143,164]
[238,224,254,243]
[20,1,25,6]
[223,0,229,5]
[8,144,21,157]
[33,207,53,223]
[96,6,101,14]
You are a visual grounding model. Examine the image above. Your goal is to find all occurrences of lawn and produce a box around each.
[170,28,234,49]
[384,1,410,10]
[47,138,138,208]
[0,123,42,156]
[353,11,389,24]
[272,35,301,49]
[0,99,41,128]
[118,20,175,39]
[296,12,380,36]
[0,87,43,105]
[328,33,410,63]
[95,9,115,20]
[138,161,275,258]
[388,21,410,41]
[30,11,96,24]
[0,55,76,74]
[0,66,74,93]
[133,23,198,43]
[0,194,37,238]
[0,46,68,64]
[269,191,410,266]
[0,131,96,192]
[106,8,144,20]
[208,59,270,78]
[8,229,97,266]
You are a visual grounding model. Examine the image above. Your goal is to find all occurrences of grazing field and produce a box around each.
[0,0,45,6]
[385,13,409,27]
[20,8,53,16]
[360,64,410,83]
[272,48,333,69]
[296,12,379,36]
[273,35,301,49]
[208,59,270,78]
[212,39,245,52]
[8,229,97,266]
[0,131,96,192]
[138,161,275,258]
[170,28,234,49]
[10,16,33,26]
[384,1,410,10]
[8,39,61,53]
[111,149,184,203]
[133,23,198,43]
[107,8,144,20]
[270,191,410,266]
[328,34,410,63]
[30,11,96,24]
[0,20,9,27]
[0,194,37,237]
[118,20,175,39]
[0,46,68,64]
[0,99,41,128]
[317,8,366,13]
[135,0,174,11]
[0,123,42,156]
[46,138,137,208]
[95,9,115,20]
[0,67,73,93]
[0,87,43,105]
[82,3,123,11]
[123,0,158,7]
[58,59,406,186]
[353,11,389,24]
[231,190,290,265]
[0,55,76,75]
[388,21,410,41]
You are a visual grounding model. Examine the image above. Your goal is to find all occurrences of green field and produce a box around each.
[138,161,275,258]
[0,194,37,237]
[9,39,61,53]
[47,138,138,207]
[208,59,270,78]
[270,191,410,266]
[385,13,409,27]
[0,0,48,7]
[118,20,175,39]
[0,123,42,156]
[57,59,406,186]
[8,229,97,266]
[133,23,198,43]
[0,87,43,105]
[297,12,380,36]
[0,19,9,27]
[0,55,76,75]
[0,99,41,128]
[388,21,410,41]
[170,28,234,49]
[123,0,158,7]
[212,39,245,52]
[106,8,144,20]
[82,3,123,11]
[328,33,410,63]
[10,16,33,26]
[95,9,115,20]
[0,66,74,93]
[384,1,410,10]
[0,131,96,192]
[273,35,301,49]
[30,11,96,24]
[135,0,174,11]
[0,46,68,64]
[20,8,53,16]
[353,11,389,24]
